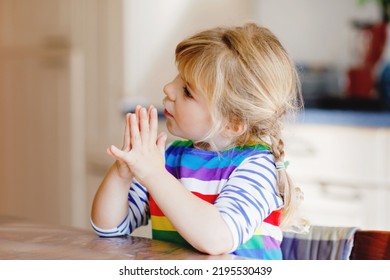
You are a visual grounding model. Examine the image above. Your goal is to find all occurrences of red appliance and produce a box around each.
[347,22,387,98]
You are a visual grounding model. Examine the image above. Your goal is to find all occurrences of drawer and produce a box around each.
[297,182,373,229]
[283,124,388,184]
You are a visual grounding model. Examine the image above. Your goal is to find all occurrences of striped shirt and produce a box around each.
[91,140,284,259]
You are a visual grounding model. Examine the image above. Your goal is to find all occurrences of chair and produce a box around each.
[281,225,390,260]
[350,230,390,260]
[281,225,358,260]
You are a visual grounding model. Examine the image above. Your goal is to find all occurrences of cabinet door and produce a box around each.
[283,124,388,186]
[283,124,390,230]
[297,182,374,229]
[0,0,87,226]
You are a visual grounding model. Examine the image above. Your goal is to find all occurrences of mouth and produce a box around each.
[163,108,173,118]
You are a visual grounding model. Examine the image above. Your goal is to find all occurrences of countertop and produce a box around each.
[0,216,244,260]
[296,108,390,127]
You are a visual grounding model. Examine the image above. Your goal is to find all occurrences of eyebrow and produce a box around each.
[180,74,203,99]
[185,82,194,91]
[184,82,198,97]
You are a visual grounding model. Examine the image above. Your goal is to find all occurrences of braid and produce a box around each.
[270,134,284,161]
[270,129,287,198]
[270,129,307,232]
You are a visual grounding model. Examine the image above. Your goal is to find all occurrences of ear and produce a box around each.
[223,119,246,138]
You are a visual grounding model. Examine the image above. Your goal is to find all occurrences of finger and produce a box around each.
[122,113,131,150]
[130,113,141,147]
[139,107,149,143]
[156,132,167,155]
[107,145,127,161]
[149,105,158,144]
[135,105,142,129]
[147,105,153,118]
[107,146,115,158]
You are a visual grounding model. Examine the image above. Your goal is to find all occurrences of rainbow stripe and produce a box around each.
[150,192,218,247]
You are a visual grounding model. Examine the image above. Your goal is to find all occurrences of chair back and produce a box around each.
[350,230,390,260]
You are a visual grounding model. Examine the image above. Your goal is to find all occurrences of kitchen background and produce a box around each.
[0,0,389,233]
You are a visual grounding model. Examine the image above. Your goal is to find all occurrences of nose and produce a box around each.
[163,81,176,101]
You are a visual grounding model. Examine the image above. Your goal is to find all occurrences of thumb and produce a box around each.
[107,145,127,161]
[156,132,167,155]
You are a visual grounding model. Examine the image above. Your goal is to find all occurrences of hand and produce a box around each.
[106,106,140,181]
[107,105,167,185]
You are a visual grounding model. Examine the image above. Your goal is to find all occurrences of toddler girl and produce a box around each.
[91,22,305,259]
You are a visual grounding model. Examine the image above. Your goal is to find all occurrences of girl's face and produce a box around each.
[163,75,213,142]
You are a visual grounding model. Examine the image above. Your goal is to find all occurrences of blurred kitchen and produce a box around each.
[0,0,389,232]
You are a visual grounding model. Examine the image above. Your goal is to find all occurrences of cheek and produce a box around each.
[176,105,212,134]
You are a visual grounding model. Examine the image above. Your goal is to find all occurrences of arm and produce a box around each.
[91,174,150,236]
[90,163,132,229]
[91,111,136,230]
[146,171,234,255]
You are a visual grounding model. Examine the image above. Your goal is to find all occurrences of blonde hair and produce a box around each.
[175,22,307,232]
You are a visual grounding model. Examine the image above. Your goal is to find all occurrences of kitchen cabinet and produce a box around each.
[283,123,390,230]
[0,0,124,228]
[0,0,88,227]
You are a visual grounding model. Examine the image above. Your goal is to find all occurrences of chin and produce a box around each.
[165,122,178,137]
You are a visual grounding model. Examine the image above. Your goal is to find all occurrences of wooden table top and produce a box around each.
[0,216,243,260]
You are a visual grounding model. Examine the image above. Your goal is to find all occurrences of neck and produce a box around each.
[193,140,235,151]
[193,141,212,150]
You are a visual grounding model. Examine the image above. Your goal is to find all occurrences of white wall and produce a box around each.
[123,0,381,107]
[255,0,380,68]
[123,0,255,109]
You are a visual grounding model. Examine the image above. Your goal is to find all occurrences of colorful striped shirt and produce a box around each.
[91,139,284,259]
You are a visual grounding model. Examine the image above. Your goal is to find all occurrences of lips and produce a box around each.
[164,108,173,118]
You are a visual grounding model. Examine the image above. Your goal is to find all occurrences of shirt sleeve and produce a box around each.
[91,179,150,237]
[213,154,283,251]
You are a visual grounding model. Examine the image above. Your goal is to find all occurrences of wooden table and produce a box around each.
[0,216,243,260]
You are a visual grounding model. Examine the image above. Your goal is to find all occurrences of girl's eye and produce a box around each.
[183,86,193,98]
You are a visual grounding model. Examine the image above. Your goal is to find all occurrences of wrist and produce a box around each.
[138,167,170,189]
[110,163,133,186]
